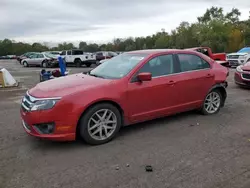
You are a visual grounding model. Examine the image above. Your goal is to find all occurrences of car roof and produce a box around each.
[127,49,192,55]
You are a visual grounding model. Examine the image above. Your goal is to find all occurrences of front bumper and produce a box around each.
[20,108,77,141]
[234,71,250,87]
[227,59,246,66]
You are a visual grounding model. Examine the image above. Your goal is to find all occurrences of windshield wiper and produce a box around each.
[88,72,105,79]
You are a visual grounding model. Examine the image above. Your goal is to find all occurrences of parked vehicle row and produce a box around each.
[20,49,229,145]
[0,55,17,59]
[17,50,119,68]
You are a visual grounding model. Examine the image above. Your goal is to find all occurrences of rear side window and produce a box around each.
[38,54,44,58]
[177,54,210,72]
[72,50,83,55]
[138,54,175,77]
[96,52,103,56]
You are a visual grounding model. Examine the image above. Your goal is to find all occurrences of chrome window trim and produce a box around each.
[151,68,211,79]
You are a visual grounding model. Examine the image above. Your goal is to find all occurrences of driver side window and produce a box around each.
[137,54,175,77]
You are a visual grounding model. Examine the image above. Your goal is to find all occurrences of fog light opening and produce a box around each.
[34,122,55,134]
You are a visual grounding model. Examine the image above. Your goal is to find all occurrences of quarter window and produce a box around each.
[138,55,175,77]
[177,54,210,72]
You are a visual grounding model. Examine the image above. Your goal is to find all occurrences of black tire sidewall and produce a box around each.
[201,89,222,115]
[42,60,48,68]
[23,61,28,67]
[79,103,122,145]
[75,59,81,67]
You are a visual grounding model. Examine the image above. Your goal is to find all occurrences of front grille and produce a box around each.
[242,73,250,80]
[21,93,35,112]
[228,55,239,59]
[228,60,239,66]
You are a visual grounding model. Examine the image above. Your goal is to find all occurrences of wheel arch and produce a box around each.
[75,100,124,138]
[74,58,81,63]
[208,83,227,107]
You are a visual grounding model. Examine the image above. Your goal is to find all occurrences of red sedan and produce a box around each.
[20,49,229,145]
[234,61,250,87]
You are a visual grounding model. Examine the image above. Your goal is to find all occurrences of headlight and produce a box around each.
[239,55,248,59]
[30,99,60,111]
[236,65,243,73]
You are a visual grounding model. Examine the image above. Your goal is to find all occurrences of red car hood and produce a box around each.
[242,62,250,71]
[29,73,113,98]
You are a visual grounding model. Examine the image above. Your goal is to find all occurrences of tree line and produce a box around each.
[0,6,250,56]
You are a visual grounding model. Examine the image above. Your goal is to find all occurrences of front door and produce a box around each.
[127,54,179,123]
[36,54,45,66]
[65,50,72,63]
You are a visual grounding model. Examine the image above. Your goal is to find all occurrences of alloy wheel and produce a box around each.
[204,91,221,114]
[87,109,117,141]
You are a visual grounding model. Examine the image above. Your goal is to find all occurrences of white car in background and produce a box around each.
[60,49,96,67]
[21,52,58,68]
[226,47,250,67]
[44,51,61,57]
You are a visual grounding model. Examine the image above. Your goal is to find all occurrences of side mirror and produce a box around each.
[137,72,152,82]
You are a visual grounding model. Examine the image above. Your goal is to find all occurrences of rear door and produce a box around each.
[65,50,72,63]
[36,54,45,65]
[174,53,214,108]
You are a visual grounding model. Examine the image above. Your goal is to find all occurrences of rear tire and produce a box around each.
[79,103,122,145]
[75,59,81,67]
[201,89,222,115]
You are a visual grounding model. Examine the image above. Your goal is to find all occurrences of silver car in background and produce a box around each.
[21,53,59,68]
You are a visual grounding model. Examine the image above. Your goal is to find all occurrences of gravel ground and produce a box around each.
[0,60,250,188]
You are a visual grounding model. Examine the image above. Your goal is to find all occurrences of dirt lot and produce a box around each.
[0,60,250,188]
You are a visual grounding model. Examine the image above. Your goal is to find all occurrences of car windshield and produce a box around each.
[237,48,250,54]
[89,53,147,79]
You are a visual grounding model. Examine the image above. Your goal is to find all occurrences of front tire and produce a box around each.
[23,61,29,67]
[201,89,222,115]
[79,103,122,145]
[85,63,91,67]
[75,59,81,67]
[42,61,48,68]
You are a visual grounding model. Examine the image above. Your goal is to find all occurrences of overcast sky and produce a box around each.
[0,0,249,45]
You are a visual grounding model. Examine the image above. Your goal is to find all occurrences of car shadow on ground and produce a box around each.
[29,110,199,150]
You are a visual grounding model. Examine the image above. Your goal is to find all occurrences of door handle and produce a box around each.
[167,80,176,85]
[206,74,213,78]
